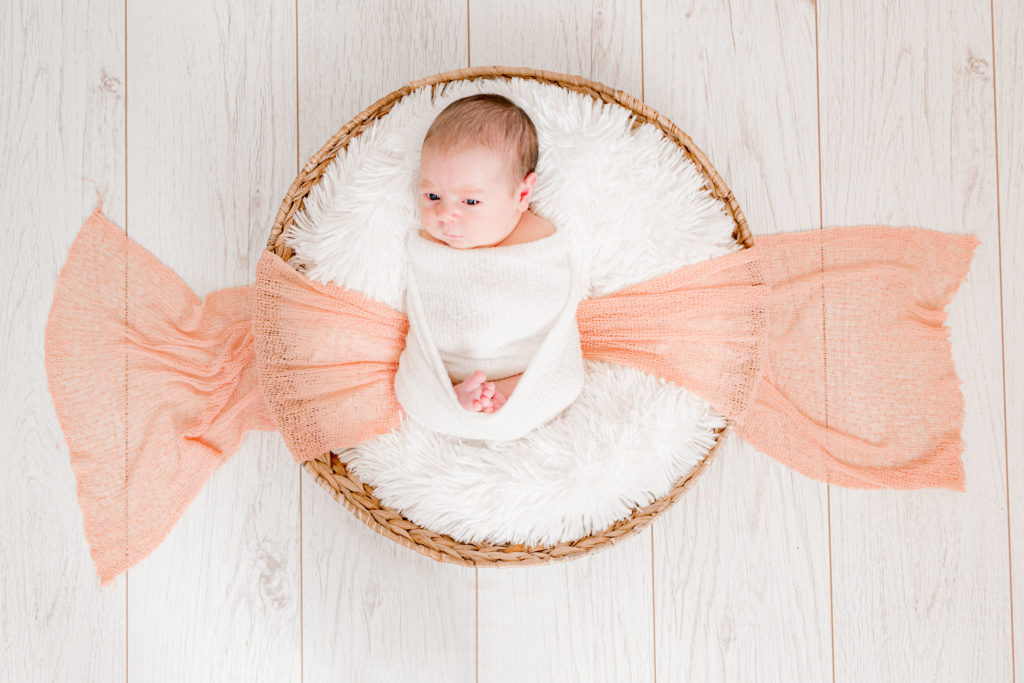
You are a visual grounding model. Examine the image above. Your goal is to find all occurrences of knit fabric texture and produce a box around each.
[45,207,979,586]
[251,246,408,465]
[44,205,278,585]
[407,228,573,383]
[395,228,586,441]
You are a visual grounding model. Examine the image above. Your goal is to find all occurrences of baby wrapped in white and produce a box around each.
[394,227,586,442]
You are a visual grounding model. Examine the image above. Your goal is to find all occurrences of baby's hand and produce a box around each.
[454,370,497,412]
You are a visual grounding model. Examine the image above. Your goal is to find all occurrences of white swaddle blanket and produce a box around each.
[394,227,586,442]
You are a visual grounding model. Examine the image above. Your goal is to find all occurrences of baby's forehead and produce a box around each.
[419,143,518,181]
[422,141,510,164]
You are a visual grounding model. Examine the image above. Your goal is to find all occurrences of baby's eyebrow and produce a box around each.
[419,180,485,194]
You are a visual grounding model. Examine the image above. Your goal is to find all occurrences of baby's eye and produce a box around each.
[426,192,440,201]
[464,199,480,206]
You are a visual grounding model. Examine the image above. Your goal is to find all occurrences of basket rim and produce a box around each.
[267,65,751,567]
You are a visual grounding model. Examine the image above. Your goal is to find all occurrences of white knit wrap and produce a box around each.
[394,228,586,442]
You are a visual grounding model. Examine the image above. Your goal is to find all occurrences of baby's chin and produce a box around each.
[448,239,484,249]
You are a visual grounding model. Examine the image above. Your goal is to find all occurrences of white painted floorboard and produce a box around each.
[643,2,833,680]
[2,1,1017,681]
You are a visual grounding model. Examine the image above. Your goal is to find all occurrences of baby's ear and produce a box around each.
[517,171,538,207]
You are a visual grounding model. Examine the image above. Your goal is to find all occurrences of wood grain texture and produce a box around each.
[123,0,301,680]
[642,1,833,680]
[467,3,652,681]
[469,0,643,97]
[296,2,475,682]
[1,0,127,680]
[478,548,654,683]
[298,0,469,165]
[994,0,1023,679]
[818,2,1011,681]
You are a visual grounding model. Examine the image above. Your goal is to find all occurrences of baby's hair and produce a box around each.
[422,93,538,188]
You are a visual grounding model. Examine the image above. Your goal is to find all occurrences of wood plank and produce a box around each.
[643,1,833,680]
[298,0,469,164]
[993,0,1023,678]
[468,2,654,681]
[818,2,1011,680]
[123,1,301,680]
[296,2,475,681]
[1,0,127,680]
[478,549,653,682]
[469,0,643,95]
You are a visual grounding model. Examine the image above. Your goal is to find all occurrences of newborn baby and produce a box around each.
[411,93,570,415]
[394,94,585,439]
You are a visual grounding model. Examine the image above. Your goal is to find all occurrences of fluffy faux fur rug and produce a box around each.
[285,77,743,547]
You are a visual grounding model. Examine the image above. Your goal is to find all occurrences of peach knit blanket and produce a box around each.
[45,202,979,586]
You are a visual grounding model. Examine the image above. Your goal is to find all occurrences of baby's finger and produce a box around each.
[466,370,486,389]
[482,382,495,398]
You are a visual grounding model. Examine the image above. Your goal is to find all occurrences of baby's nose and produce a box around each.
[437,202,459,222]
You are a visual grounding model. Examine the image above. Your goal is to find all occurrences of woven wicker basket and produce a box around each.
[264,66,753,567]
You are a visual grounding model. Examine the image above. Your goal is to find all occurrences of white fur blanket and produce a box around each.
[285,77,742,547]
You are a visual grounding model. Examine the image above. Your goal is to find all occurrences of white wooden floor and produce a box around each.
[2,0,1020,681]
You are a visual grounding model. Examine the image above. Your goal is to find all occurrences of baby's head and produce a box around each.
[418,94,538,249]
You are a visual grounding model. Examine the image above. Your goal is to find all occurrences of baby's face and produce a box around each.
[418,144,533,249]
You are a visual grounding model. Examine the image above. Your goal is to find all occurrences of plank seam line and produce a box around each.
[123,0,130,676]
[812,2,837,681]
[989,0,1015,678]
[295,0,304,679]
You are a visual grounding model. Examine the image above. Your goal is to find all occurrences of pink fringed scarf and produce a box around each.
[44,201,979,586]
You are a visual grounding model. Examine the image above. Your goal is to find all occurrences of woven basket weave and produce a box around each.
[264,66,753,567]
